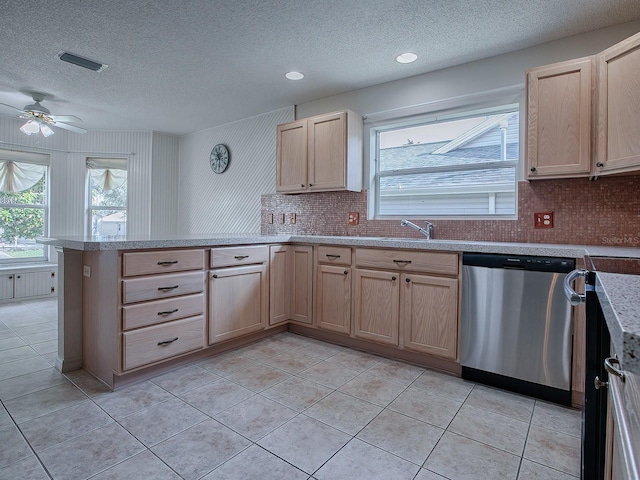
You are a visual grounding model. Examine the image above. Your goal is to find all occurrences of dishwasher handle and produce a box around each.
[563,269,587,306]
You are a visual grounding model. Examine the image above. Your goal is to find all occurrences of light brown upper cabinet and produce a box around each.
[595,32,640,175]
[276,110,363,193]
[526,31,640,180]
[526,57,593,179]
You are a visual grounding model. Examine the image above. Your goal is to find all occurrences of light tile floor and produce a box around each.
[0,298,582,480]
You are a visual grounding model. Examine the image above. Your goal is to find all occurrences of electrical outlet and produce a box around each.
[348,212,359,225]
[534,212,554,228]
[267,213,273,224]
[289,213,296,224]
[278,213,285,224]
[83,265,91,277]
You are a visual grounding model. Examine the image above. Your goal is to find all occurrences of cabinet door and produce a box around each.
[269,245,290,325]
[209,264,267,344]
[526,57,592,179]
[316,265,351,334]
[290,245,313,324]
[14,271,55,298]
[401,274,458,359]
[0,274,14,300]
[308,112,346,191]
[596,32,640,175]
[277,120,308,192]
[353,268,399,345]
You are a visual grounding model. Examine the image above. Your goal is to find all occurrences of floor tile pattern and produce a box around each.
[0,298,581,479]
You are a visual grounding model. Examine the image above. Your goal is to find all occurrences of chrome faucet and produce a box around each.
[400,219,433,239]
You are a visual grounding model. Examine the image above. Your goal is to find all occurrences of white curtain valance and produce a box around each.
[86,158,127,170]
[0,160,46,193]
[0,148,50,166]
[87,157,127,191]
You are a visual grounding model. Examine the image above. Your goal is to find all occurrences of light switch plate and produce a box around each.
[289,213,296,224]
[83,265,91,277]
[348,212,359,225]
[267,213,273,224]
[278,213,285,224]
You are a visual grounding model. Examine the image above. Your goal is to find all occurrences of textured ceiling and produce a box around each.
[0,0,639,136]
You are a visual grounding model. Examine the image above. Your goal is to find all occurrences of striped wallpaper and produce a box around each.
[178,107,294,234]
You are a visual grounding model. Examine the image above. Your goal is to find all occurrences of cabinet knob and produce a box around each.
[391,276,396,281]
[406,278,411,283]
[309,183,313,187]
[8,275,12,279]
[344,270,348,275]
[530,167,536,173]
[212,274,218,278]
[16,275,20,279]
[301,184,305,188]
[596,162,604,168]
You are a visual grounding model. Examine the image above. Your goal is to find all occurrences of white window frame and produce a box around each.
[86,158,128,237]
[0,151,50,264]
[366,89,525,221]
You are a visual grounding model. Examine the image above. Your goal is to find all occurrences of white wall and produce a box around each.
[297,20,640,119]
[178,107,294,233]
[0,116,180,263]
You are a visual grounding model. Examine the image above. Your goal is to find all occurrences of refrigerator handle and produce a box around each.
[563,269,588,306]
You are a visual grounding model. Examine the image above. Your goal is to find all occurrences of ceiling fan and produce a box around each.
[0,93,87,136]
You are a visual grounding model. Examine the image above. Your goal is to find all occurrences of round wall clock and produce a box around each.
[210,144,230,173]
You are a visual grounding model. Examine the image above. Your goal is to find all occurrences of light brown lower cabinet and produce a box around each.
[353,268,400,345]
[316,264,351,334]
[400,273,458,359]
[268,244,313,326]
[209,264,267,344]
[353,265,460,358]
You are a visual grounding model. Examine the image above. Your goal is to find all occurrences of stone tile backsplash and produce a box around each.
[261,177,640,247]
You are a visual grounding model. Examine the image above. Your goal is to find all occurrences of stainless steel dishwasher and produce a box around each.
[460,253,575,405]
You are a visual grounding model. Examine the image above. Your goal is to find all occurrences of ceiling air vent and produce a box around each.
[57,51,107,72]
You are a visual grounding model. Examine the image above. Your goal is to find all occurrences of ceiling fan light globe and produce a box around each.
[40,124,55,137]
[20,120,40,134]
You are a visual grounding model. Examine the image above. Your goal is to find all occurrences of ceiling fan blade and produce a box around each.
[50,114,83,123]
[53,122,87,134]
[0,102,23,113]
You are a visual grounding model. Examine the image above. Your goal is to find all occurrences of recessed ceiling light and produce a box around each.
[285,71,304,80]
[396,53,418,64]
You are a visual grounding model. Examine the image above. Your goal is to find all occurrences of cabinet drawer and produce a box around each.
[122,315,205,370]
[122,249,205,277]
[317,246,352,266]
[122,293,205,330]
[122,271,205,304]
[210,245,269,268]
[355,248,458,276]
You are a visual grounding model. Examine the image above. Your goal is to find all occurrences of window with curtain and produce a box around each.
[87,158,128,236]
[0,150,50,263]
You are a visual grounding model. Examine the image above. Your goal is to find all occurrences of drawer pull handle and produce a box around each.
[344,270,348,275]
[212,274,218,279]
[326,254,341,259]
[157,337,179,346]
[157,260,178,266]
[234,255,249,260]
[604,356,625,382]
[393,260,412,265]
[158,285,179,291]
[406,278,411,283]
[158,309,179,315]
[391,276,397,281]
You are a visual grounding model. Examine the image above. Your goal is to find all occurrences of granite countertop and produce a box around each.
[36,233,640,259]
[596,272,640,375]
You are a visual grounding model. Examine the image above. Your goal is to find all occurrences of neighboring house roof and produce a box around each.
[378,111,519,191]
[99,211,127,222]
